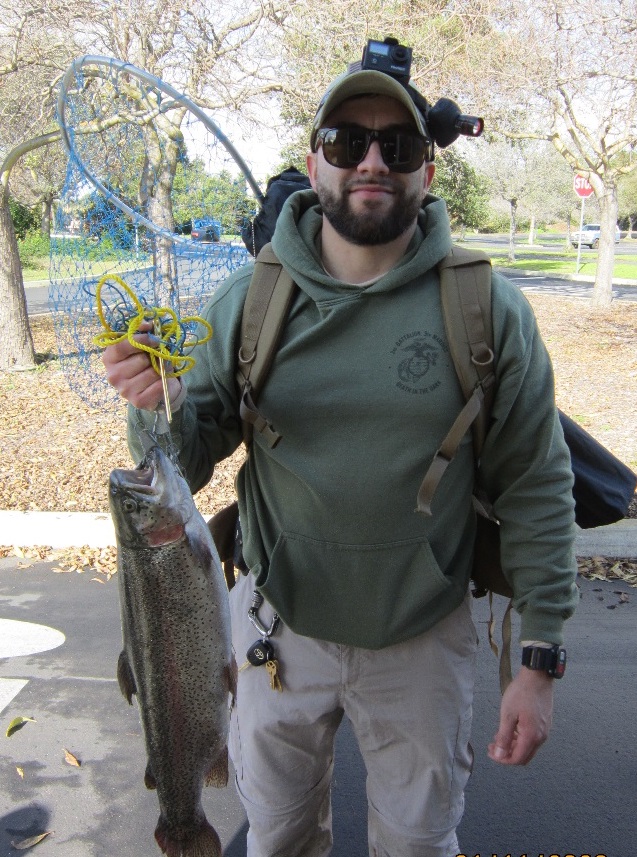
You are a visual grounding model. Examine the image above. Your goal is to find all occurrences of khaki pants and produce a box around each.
[229,573,477,857]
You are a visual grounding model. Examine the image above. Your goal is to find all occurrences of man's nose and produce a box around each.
[357,140,389,174]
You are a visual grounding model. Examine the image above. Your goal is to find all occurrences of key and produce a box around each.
[266,659,283,692]
[246,639,275,667]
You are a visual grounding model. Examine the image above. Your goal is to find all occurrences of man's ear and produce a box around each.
[306,151,318,190]
[423,162,435,196]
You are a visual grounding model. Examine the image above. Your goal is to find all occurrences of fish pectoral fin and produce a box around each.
[155,816,222,857]
[205,746,228,788]
[117,651,136,704]
[144,762,157,790]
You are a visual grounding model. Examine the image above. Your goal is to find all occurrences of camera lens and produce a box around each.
[391,46,408,63]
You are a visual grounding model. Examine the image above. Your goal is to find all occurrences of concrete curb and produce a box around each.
[1,511,636,558]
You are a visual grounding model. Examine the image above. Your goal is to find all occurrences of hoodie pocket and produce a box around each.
[256,531,458,649]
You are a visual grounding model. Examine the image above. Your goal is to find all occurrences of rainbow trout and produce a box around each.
[109,445,235,857]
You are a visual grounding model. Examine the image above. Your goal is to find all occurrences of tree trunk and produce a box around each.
[528,214,536,245]
[142,120,182,310]
[565,211,572,252]
[508,198,517,263]
[0,131,61,370]
[41,194,53,237]
[591,184,618,307]
[0,193,36,369]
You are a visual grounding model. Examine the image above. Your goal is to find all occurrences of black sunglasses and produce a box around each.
[313,125,433,173]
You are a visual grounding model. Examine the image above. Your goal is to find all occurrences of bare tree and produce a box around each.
[279,0,497,154]
[477,139,531,262]
[0,0,288,370]
[0,3,73,369]
[476,0,637,305]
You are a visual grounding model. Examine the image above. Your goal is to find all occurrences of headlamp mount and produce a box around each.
[360,37,484,151]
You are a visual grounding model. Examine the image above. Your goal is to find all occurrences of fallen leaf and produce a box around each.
[91,577,105,584]
[63,748,81,767]
[16,766,24,778]
[11,831,53,850]
[6,716,36,737]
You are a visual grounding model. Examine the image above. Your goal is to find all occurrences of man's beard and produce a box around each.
[316,177,423,245]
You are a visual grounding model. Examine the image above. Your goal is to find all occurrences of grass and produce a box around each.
[21,257,152,283]
[458,240,637,281]
[20,237,637,283]
[21,233,245,282]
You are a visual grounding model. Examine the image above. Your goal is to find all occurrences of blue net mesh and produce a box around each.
[50,57,256,410]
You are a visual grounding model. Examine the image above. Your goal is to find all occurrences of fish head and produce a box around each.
[109,446,194,548]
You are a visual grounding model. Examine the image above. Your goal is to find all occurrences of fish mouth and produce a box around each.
[124,462,157,494]
[110,447,191,547]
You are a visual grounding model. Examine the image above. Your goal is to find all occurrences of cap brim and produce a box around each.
[311,70,429,144]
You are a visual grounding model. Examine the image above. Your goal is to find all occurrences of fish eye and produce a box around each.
[122,497,138,513]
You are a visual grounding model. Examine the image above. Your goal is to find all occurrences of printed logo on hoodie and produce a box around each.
[390,330,448,395]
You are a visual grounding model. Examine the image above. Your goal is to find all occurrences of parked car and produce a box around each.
[191,218,221,243]
[571,223,621,249]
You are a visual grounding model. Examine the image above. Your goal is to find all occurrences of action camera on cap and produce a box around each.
[361,38,413,83]
[361,37,484,150]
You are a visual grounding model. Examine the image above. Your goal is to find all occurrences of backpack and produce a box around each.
[208,242,517,689]
[211,181,636,691]
[241,167,312,257]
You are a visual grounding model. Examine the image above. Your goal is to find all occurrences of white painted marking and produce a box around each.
[0,618,65,658]
[0,678,28,715]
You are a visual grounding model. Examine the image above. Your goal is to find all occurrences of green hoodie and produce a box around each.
[128,189,578,649]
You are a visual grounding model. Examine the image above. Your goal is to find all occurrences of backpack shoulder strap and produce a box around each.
[416,245,496,515]
[236,243,296,448]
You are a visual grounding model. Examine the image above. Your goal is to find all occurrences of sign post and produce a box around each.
[573,174,594,273]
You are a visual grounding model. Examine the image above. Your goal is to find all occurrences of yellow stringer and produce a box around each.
[93,274,212,377]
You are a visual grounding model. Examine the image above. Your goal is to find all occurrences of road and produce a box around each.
[1,559,635,857]
[26,236,637,316]
[26,269,637,315]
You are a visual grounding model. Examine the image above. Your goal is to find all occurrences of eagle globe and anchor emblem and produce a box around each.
[392,331,446,394]
[398,337,438,383]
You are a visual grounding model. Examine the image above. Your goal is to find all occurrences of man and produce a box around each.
[103,54,578,857]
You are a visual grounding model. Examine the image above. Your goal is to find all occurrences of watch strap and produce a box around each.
[522,644,566,678]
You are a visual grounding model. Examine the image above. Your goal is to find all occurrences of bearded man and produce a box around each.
[103,50,578,857]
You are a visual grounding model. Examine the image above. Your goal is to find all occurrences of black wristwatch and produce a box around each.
[521,645,566,678]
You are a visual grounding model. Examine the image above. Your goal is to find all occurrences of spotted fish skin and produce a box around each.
[109,445,235,857]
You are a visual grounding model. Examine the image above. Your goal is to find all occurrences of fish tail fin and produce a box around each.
[117,651,136,704]
[155,817,222,857]
[205,745,228,788]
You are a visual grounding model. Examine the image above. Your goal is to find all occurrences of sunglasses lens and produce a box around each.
[319,127,428,173]
[381,134,422,172]
[320,128,363,168]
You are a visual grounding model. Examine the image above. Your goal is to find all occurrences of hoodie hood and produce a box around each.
[271,188,453,302]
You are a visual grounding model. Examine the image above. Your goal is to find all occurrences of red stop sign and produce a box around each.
[574,174,594,198]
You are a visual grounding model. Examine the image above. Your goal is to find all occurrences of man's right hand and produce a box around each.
[101,321,182,411]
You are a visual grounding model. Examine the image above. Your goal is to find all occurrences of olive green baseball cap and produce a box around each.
[310,69,431,151]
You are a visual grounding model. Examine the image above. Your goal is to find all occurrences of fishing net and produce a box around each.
[50,55,262,410]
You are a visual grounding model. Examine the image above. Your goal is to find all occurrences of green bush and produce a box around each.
[10,199,39,240]
[18,231,50,269]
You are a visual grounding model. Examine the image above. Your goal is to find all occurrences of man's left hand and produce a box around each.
[488,667,554,765]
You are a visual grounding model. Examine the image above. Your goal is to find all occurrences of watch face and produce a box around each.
[551,647,566,678]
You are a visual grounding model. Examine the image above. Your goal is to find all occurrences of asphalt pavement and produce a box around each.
[1,555,635,857]
[10,242,637,855]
